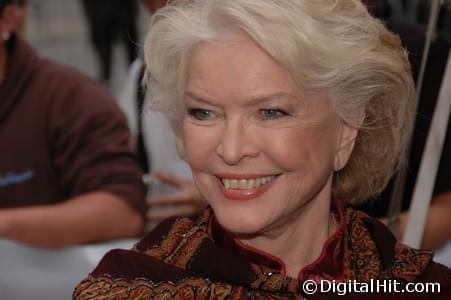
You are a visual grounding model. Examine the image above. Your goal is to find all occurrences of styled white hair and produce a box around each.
[144,0,415,204]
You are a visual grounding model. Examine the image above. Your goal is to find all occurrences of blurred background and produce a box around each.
[25,0,151,96]
[22,0,451,97]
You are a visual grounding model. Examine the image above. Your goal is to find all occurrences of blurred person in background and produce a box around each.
[360,0,451,251]
[81,0,139,83]
[118,0,205,231]
[0,0,146,248]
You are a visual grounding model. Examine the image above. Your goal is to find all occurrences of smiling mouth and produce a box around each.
[216,174,280,200]
[220,175,278,190]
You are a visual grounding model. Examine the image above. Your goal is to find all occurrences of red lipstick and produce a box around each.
[216,175,277,201]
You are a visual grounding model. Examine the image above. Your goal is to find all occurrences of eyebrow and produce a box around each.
[184,91,298,107]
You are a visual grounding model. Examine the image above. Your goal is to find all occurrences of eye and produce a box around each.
[188,108,215,120]
[259,108,288,120]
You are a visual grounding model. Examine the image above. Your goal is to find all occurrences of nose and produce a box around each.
[216,119,259,165]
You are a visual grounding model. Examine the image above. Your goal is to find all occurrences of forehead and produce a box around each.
[186,36,301,100]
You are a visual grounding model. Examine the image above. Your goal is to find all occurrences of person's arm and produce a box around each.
[4,71,147,248]
[0,191,143,248]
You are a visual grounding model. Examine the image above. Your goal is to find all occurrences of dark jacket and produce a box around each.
[74,206,451,299]
[0,35,145,215]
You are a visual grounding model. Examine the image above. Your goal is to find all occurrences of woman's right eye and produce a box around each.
[188,108,215,120]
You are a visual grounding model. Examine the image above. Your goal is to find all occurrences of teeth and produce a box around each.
[239,179,247,189]
[221,175,276,190]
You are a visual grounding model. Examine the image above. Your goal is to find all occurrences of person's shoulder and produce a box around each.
[38,58,100,89]
[351,207,451,271]
[38,58,117,105]
[75,213,208,297]
[414,261,451,299]
[418,260,451,282]
[73,247,196,299]
[135,215,197,252]
[346,208,436,276]
[36,59,124,118]
[88,248,188,279]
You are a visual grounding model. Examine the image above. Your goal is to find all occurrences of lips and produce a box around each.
[216,174,279,200]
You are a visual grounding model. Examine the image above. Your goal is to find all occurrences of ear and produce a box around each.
[0,4,25,37]
[334,121,359,171]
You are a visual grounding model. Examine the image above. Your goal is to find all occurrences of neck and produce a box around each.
[238,175,337,278]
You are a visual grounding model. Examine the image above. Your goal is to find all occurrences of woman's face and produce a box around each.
[182,36,357,236]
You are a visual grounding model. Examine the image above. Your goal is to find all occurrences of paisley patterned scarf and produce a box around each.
[74,207,438,299]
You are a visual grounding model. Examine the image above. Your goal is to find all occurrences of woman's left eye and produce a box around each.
[258,108,288,119]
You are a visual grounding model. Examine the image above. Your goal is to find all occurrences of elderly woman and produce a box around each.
[74,0,451,298]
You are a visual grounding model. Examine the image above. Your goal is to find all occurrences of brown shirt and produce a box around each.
[0,35,146,215]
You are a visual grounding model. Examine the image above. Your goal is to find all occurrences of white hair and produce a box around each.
[144,0,415,204]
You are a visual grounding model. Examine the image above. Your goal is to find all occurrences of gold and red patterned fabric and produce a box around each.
[73,206,451,299]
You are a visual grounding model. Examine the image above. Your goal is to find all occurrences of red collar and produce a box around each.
[211,202,346,280]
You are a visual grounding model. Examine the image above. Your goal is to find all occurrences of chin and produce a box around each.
[212,202,268,236]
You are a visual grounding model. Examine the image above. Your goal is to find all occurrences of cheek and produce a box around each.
[264,126,338,171]
[182,123,219,169]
